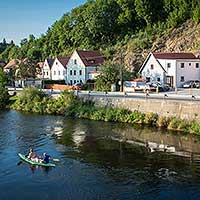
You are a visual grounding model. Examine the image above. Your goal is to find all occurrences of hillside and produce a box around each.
[1,0,200,74]
[122,20,200,72]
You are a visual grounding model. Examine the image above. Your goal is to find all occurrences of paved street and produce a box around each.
[7,87,200,102]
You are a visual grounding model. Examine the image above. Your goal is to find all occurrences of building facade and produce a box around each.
[66,50,105,85]
[139,52,200,88]
[42,58,54,80]
[51,57,69,81]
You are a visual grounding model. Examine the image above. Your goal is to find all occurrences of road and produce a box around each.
[77,89,200,103]
[7,87,200,103]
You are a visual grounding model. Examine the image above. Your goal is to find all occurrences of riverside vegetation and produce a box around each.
[10,87,200,135]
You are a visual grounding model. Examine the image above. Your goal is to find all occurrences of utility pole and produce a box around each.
[119,50,124,92]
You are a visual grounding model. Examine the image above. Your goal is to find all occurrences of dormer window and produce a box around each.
[89,60,95,64]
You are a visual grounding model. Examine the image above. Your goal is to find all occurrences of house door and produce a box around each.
[166,76,173,87]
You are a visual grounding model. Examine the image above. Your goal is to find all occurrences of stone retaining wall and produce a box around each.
[82,96,200,121]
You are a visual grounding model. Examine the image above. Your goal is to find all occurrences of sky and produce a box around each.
[0,0,87,45]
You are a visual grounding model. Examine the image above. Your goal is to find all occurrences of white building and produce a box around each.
[51,57,70,81]
[139,52,200,88]
[42,58,54,80]
[66,50,105,85]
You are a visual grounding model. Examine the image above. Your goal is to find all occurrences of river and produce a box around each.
[1,110,200,200]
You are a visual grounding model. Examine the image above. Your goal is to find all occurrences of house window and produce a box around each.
[80,80,82,83]
[70,80,72,85]
[167,63,171,68]
[79,70,82,75]
[70,70,72,75]
[181,63,184,68]
[74,70,76,75]
[56,62,58,65]
[74,80,76,84]
[43,72,45,76]
[54,71,56,75]
[189,63,191,66]
[74,59,77,64]
[63,70,65,75]
[157,77,161,82]
[196,63,199,68]
[47,72,48,76]
[150,64,154,70]
[58,71,60,75]
[180,76,184,82]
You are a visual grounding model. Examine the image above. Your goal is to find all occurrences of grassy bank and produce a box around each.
[10,87,200,135]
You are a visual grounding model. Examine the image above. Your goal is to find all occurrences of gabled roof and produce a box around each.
[139,52,199,73]
[153,52,197,59]
[4,59,20,70]
[139,52,167,73]
[76,50,105,66]
[57,56,70,68]
[46,58,54,68]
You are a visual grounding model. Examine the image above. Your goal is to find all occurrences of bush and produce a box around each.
[168,118,181,130]
[190,122,200,134]
[127,111,145,124]
[156,116,171,128]
[0,87,9,108]
[144,112,158,125]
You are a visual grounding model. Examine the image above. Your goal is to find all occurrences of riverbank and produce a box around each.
[10,87,200,135]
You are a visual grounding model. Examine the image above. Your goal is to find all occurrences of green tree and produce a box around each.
[0,69,9,108]
[96,60,133,91]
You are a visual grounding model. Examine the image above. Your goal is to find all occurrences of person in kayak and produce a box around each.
[42,153,51,164]
[27,149,36,160]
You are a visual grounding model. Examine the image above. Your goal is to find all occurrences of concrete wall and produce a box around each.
[81,96,200,121]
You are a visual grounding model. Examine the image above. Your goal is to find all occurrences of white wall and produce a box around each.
[176,59,200,87]
[42,59,51,79]
[51,58,66,81]
[66,51,86,85]
[141,54,165,85]
[141,55,200,88]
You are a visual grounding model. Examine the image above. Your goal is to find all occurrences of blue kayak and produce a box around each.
[18,153,56,167]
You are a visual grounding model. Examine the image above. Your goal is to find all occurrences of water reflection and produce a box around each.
[2,111,200,200]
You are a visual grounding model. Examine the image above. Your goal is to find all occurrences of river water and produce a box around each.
[1,110,200,200]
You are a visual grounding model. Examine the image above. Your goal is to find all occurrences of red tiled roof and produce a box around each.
[57,57,70,68]
[4,59,20,69]
[153,52,197,59]
[76,50,105,66]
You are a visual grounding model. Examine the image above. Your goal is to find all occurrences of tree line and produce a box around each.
[0,0,200,63]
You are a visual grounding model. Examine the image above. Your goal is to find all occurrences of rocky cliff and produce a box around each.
[120,20,200,72]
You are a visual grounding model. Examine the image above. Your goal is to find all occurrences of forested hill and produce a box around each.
[1,0,200,72]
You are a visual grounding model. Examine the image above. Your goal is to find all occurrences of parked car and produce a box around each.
[148,82,170,92]
[182,80,200,88]
[124,81,150,92]
[194,80,200,88]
